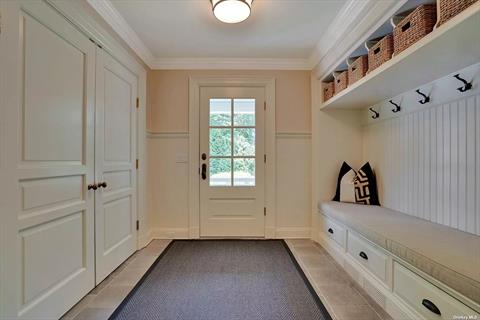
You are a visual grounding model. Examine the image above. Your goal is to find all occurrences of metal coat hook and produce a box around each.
[389,100,401,113]
[453,74,473,93]
[415,89,430,104]
[369,108,380,119]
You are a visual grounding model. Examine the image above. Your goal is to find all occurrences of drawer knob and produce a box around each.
[359,251,368,260]
[422,299,441,316]
[328,228,334,234]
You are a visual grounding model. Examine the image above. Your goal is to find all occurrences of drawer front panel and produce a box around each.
[347,232,387,282]
[325,216,346,248]
[393,262,478,320]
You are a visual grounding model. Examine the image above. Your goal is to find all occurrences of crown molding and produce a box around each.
[85,0,155,67]
[150,57,312,70]
[311,0,407,79]
[86,0,404,73]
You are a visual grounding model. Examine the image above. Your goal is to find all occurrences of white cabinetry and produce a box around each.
[0,1,143,318]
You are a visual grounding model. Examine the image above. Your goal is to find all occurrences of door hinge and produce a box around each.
[136,220,139,230]
[136,97,139,109]
[264,101,266,110]
[136,159,139,169]
[264,154,266,163]
[264,207,267,216]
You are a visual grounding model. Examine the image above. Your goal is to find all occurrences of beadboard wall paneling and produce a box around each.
[363,94,479,235]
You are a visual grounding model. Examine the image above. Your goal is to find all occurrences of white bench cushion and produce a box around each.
[319,201,480,304]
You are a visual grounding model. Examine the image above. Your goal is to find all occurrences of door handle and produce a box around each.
[201,163,207,180]
[88,183,98,191]
[98,182,107,189]
[328,228,334,234]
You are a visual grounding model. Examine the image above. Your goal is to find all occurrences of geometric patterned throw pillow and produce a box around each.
[354,162,380,205]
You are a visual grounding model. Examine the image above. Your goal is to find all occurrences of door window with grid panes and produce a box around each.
[209,98,256,186]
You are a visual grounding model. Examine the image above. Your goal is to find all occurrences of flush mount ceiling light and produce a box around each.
[211,0,253,24]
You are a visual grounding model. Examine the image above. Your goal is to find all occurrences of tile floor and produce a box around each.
[61,240,171,320]
[285,239,392,320]
[61,239,391,320]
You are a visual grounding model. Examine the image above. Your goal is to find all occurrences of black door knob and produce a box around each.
[88,184,97,191]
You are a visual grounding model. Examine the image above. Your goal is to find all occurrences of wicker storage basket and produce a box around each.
[393,5,437,56]
[367,35,393,73]
[323,82,334,101]
[348,56,368,85]
[437,0,478,26]
[334,71,348,94]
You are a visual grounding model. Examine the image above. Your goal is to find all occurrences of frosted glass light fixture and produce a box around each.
[211,0,253,24]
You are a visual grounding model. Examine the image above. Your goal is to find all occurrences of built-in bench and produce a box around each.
[317,201,480,319]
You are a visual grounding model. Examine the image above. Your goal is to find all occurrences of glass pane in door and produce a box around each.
[233,128,255,156]
[234,99,255,126]
[210,158,231,186]
[209,98,256,187]
[210,99,231,126]
[234,158,255,186]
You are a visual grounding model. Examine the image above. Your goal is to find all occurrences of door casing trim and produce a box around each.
[188,76,276,239]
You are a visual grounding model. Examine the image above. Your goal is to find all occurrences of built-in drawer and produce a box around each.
[324,216,346,248]
[393,262,478,320]
[347,232,387,282]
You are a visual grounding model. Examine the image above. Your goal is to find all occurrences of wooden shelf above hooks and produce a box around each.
[320,2,480,110]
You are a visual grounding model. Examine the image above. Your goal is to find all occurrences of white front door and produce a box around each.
[94,48,138,283]
[199,87,265,237]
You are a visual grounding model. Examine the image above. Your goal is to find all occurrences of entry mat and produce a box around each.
[110,240,332,320]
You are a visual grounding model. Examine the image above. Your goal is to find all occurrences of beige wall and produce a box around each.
[146,69,313,238]
[147,70,311,133]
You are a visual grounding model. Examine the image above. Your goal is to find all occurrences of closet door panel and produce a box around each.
[0,1,96,319]
[23,14,84,162]
[95,49,137,284]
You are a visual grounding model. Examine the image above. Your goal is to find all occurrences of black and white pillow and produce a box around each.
[332,162,356,203]
[333,162,380,206]
[354,162,380,205]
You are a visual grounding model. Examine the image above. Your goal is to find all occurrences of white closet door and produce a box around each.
[0,1,96,319]
[94,49,138,283]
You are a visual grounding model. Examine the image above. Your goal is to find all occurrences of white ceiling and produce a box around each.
[109,0,347,62]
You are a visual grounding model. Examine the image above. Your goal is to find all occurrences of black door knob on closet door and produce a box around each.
[98,182,107,189]
[328,228,334,234]
[88,184,98,191]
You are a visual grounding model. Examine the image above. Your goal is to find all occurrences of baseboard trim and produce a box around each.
[151,228,190,239]
[189,227,200,239]
[149,227,312,239]
[275,227,311,239]
[137,229,154,249]
[265,226,276,239]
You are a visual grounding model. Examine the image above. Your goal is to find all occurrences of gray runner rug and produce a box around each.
[110,240,332,320]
